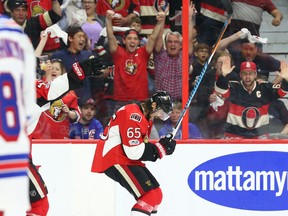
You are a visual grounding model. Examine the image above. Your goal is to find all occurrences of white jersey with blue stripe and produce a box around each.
[0,15,36,178]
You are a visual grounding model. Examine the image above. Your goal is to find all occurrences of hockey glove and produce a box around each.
[78,56,108,77]
[155,134,176,158]
[70,56,108,80]
[68,57,109,89]
[139,142,161,162]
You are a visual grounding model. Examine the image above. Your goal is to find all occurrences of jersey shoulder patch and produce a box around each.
[129,113,142,122]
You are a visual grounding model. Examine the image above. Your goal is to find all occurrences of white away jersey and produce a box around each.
[0,15,36,177]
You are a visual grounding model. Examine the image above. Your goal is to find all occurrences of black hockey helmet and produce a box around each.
[148,90,173,114]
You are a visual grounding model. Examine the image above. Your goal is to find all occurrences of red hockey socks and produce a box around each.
[26,196,49,216]
[131,187,163,215]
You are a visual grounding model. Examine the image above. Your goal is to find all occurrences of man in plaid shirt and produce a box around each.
[154,2,196,100]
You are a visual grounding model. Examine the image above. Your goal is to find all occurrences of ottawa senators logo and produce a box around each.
[241,107,260,129]
[108,0,125,10]
[30,1,46,17]
[47,100,66,122]
[125,59,137,75]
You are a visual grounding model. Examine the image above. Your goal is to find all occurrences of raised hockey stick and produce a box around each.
[171,0,233,138]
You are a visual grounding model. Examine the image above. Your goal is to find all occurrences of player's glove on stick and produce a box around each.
[155,134,176,158]
[139,134,176,161]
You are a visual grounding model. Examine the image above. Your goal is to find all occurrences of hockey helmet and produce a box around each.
[149,91,173,115]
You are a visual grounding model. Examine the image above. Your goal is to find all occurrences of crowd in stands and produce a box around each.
[1,0,287,139]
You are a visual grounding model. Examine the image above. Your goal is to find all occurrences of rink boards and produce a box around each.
[32,139,288,216]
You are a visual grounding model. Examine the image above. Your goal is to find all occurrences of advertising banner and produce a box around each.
[32,141,288,216]
[115,143,288,216]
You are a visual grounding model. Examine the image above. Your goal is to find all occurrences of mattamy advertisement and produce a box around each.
[32,142,288,216]
[115,143,288,216]
[188,151,288,211]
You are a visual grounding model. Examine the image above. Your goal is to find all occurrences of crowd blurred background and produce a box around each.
[1,0,287,139]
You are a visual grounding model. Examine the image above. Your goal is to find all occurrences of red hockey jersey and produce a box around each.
[112,45,150,101]
[91,103,153,173]
[96,0,140,26]
[26,0,60,52]
[27,0,52,18]
[31,90,80,139]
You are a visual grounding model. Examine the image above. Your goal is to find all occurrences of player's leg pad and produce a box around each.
[131,187,163,215]
[26,196,49,216]
[28,160,48,203]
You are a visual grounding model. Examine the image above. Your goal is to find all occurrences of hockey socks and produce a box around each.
[131,188,162,216]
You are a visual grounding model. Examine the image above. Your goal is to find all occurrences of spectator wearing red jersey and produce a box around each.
[27,0,64,53]
[31,59,81,139]
[26,0,51,18]
[96,0,140,27]
[105,6,167,109]
[5,0,62,52]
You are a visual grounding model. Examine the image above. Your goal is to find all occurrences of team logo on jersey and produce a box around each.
[89,129,96,139]
[241,107,260,129]
[125,59,137,75]
[130,113,142,122]
[30,2,45,17]
[129,139,140,146]
[109,0,125,10]
[48,99,66,122]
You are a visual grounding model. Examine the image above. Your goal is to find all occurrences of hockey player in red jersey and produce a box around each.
[91,91,177,216]
[215,55,288,138]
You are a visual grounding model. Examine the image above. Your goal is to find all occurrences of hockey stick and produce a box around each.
[171,0,233,138]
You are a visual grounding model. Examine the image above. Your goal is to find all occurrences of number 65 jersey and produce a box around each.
[0,16,36,178]
[91,103,152,173]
